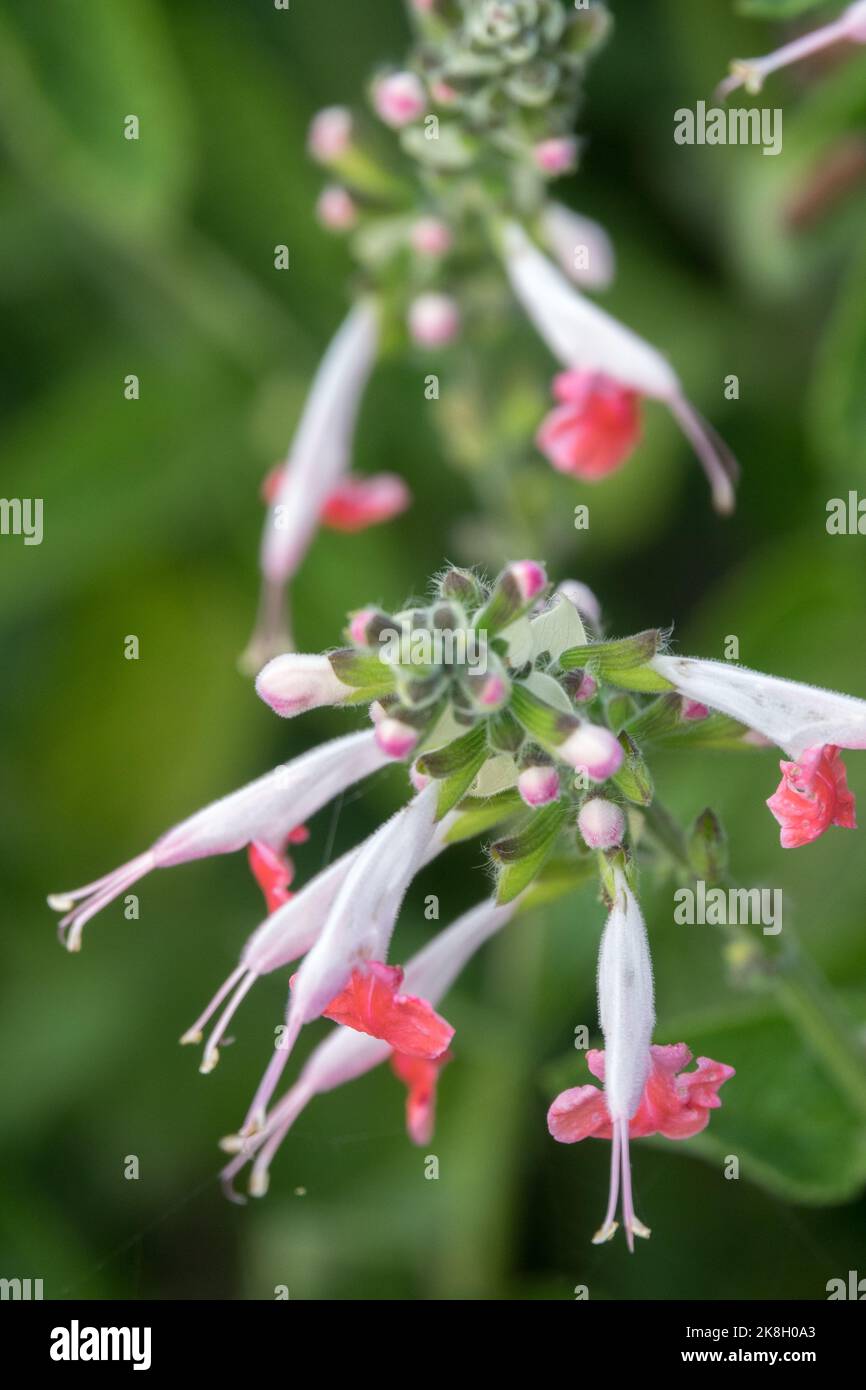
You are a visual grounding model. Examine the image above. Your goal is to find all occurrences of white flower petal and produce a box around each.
[652,655,866,759]
[597,868,655,1122]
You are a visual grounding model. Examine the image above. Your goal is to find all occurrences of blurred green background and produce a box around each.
[2,0,866,1300]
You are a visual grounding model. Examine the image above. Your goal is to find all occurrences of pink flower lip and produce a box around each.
[533,136,578,175]
[372,71,427,128]
[374,716,421,760]
[518,764,561,808]
[767,743,857,849]
[391,1050,451,1146]
[321,961,455,1059]
[316,185,358,231]
[537,371,642,481]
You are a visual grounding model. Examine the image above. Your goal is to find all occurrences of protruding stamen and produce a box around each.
[618,1118,650,1253]
[180,965,248,1046]
[239,1015,302,1134]
[592,1119,621,1246]
[199,970,259,1072]
[52,853,155,952]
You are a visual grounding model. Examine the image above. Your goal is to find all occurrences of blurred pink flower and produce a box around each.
[537,371,641,479]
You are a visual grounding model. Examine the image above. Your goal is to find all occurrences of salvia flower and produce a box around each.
[59,563,866,1232]
[767,746,857,849]
[718,1,866,100]
[243,298,381,670]
[501,221,739,513]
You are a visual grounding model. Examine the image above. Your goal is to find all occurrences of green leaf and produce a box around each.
[417,723,491,819]
[443,789,525,844]
[491,801,569,904]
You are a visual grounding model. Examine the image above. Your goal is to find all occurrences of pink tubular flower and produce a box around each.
[316,185,358,231]
[408,292,461,347]
[537,371,642,480]
[391,1051,451,1146]
[533,137,579,175]
[307,106,353,163]
[220,895,519,1197]
[320,472,411,532]
[372,71,427,127]
[319,961,455,1058]
[718,1,866,99]
[518,764,561,808]
[548,1045,735,1144]
[410,216,453,257]
[767,744,857,849]
[47,731,390,953]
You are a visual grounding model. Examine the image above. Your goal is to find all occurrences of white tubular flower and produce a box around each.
[595,866,655,1250]
[651,655,866,760]
[48,730,389,952]
[501,221,738,514]
[255,653,354,718]
[221,894,520,1198]
[243,298,380,669]
[185,808,459,1075]
[540,202,616,291]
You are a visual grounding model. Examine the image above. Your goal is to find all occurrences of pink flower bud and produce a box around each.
[560,724,624,782]
[578,797,625,849]
[471,672,508,709]
[518,765,561,808]
[681,699,709,722]
[315,185,358,232]
[410,217,453,257]
[412,0,437,11]
[408,292,461,348]
[255,653,352,719]
[307,106,353,163]
[533,137,578,175]
[372,71,427,128]
[557,579,602,628]
[375,716,421,760]
[508,559,548,604]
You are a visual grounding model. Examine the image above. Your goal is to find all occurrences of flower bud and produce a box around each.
[255,653,352,719]
[562,669,598,703]
[410,216,453,257]
[307,106,353,163]
[518,764,561,808]
[465,667,510,712]
[509,559,548,604]
[316,185,358,231]
[578,797,625,850]
[374,716,421,759]
[559,723,624,781]
[533,137,578,175]
[556,579,601,628]
[348,607,392,648]
[408,292,461,347]
[682,699,709,722]
[372,71,427,128]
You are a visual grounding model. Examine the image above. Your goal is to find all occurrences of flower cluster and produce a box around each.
[244,0,739,669]
[51,563,866,1243]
